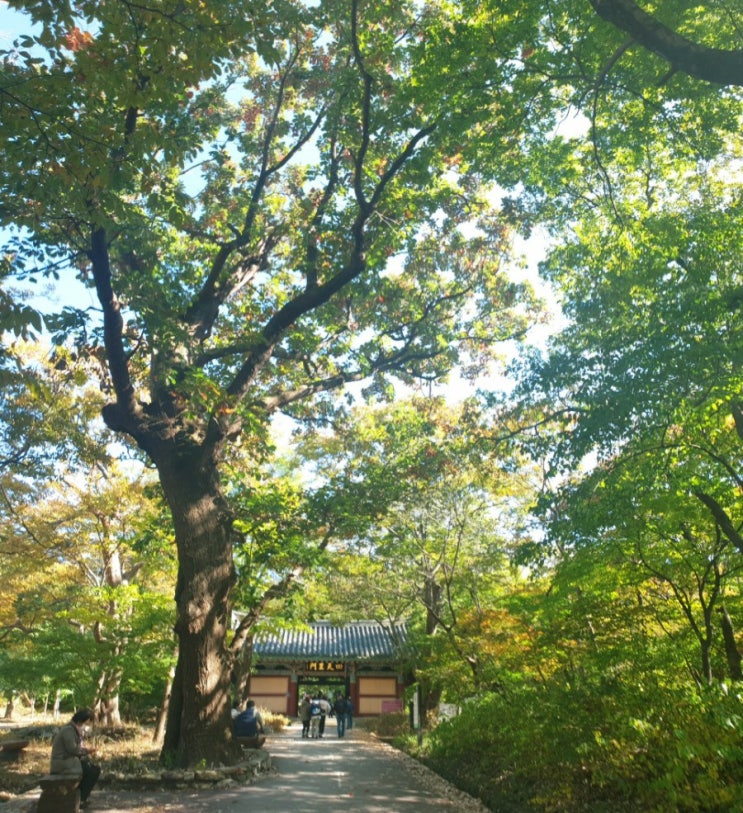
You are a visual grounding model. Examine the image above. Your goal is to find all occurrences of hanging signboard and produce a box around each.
[306,661,346,674]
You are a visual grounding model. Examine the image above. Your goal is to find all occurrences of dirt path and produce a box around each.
[4,722,491,813]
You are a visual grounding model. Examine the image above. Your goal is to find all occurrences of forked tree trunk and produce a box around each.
[157,457,240,767]
[94,669,123,725]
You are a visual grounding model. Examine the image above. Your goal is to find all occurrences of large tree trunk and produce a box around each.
[157,456,239,767]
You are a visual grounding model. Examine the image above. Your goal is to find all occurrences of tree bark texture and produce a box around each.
[156,456,240,766]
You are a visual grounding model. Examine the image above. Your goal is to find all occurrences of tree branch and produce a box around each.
[590,0,743,86]
[184,46,329,342]
[693,490,743,555]
[90,228,142,436]
[229,532,332,657]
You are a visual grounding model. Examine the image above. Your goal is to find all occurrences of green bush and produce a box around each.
[421,682,743,812]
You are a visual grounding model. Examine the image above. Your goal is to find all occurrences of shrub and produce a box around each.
[363,712,411,739]
[261,709,290,733]
[421,682,743,812]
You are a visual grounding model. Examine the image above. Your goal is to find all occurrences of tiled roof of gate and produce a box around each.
[253,620,408,661]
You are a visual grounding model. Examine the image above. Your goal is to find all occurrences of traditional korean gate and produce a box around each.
[246,620,408,717]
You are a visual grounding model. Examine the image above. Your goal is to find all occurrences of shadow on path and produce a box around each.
[9,720,491,813]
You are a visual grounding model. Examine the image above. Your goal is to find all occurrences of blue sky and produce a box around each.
[0,2,34,42]
[1,3,97,316]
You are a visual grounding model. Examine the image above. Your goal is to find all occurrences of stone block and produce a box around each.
[37,774,81,813]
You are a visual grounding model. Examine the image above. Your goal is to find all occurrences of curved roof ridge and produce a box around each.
[254,619,408,661]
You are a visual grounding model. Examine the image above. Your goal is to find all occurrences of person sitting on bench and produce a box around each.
[233,699,266,748]
[50,708,100,808]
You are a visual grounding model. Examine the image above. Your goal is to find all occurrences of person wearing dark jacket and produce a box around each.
[333,694,346,737]
[233,700,266,748]
[317,694,331,738]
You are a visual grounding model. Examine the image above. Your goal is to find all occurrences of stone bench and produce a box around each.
[37,774,82,813]
[0,739,29,760]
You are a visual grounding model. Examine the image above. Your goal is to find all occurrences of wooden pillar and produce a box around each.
[288,673,299,716]
[348,662,359,714]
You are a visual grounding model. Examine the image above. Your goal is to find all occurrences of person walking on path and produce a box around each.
[317,693,331,738]
[332,694,346,737]
[309,697,322,738]
[299,693,312,738]
[344,695,354,731]
[50,707,101,808]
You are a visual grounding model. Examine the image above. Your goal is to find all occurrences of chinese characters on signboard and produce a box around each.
[306,661,345,673]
